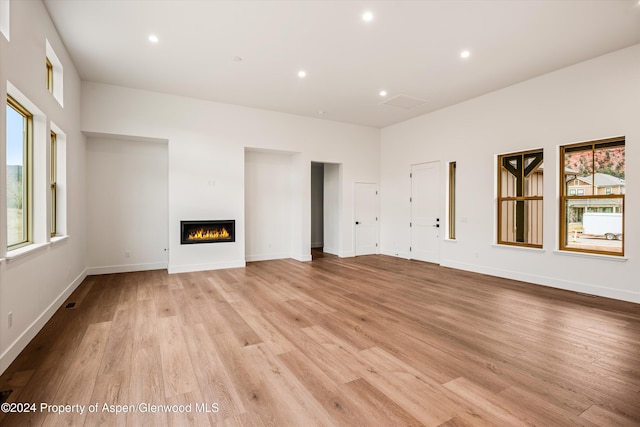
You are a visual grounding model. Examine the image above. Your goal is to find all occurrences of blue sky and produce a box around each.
[6,104,24,166]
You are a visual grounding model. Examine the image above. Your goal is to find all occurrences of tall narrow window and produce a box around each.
[45,40,64,106]
[50,130,57,237]
[0,0,9,41]
[46,57,53,93]
[449,162,456,240]
[6,96,33,249]
[560,137,624,256]
[497,149,543,248]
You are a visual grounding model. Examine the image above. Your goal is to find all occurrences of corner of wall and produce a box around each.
[0,268,87,374]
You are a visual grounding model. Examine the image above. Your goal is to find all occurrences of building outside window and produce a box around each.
[497,149,543,248]
[560,137,625,255]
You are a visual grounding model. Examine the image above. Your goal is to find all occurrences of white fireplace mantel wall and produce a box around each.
[80,82,381,273]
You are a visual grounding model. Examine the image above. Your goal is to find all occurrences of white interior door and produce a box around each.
[411,162,441,263]
[355,182,378,256]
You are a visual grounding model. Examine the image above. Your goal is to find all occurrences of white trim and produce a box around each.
[491,243,545,253]
[45,39,64,107]
[0,268,88,373]
[322,246,339,256]
[245,253,291,262]
[50,235,69,245]
[441,259,639,304]
[4,237,71,262]
[6,243,49,261]
[553,250,627,262]
[380,248,411,259]
[86,262,168,276]
[0,0,9,41]
[168,260,245,274]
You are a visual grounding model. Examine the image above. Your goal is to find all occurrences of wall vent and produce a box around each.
[1,389,12,404]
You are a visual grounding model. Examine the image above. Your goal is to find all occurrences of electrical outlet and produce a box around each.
[8,312,13,328]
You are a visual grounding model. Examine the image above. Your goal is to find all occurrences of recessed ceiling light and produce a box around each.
[148,34,159,43]
[460,50,470,59]
[362,11,374,22]
[298,70,307,78]
[379,90,387,97]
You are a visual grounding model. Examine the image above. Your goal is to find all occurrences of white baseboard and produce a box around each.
[245,252,291,262]
[0,268,88,374]
[86,262,167,276]
[322,246,339,256]
[168,260,245,274]
[441,259,640,304]
[380,248,411,259]
[245,253,312,263]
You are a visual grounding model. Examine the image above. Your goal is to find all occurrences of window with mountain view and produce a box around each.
[6,96,33,249]
[560,137,625,256]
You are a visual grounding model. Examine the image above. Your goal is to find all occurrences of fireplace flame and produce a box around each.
[187,227,230,241]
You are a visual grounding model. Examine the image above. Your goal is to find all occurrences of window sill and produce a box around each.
[50,235,69,245]
[553,250,627,262]
[492,244,545,253]
[6,242,50,262]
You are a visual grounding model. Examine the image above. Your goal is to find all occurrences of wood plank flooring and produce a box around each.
[1,253,639,426]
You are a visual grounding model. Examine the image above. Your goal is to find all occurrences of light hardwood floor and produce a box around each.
[1,253,639,426]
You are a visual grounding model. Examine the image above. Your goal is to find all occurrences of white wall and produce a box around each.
[311,162,324,248]
[86,135,168,274]
[380,44,640,303]
[245,149,294,261]
[323,163,341,255]
[81,82,380,271]
[0,0,86,373]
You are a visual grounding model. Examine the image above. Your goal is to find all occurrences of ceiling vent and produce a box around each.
[381,94,428,110]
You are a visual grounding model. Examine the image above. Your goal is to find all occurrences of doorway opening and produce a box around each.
[311,162,341,258]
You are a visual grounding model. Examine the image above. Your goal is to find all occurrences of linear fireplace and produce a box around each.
[180,220,235,244]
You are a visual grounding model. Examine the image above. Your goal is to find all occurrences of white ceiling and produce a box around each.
[44,0,640,128]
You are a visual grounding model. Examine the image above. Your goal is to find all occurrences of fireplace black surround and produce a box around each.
[180,220,235,244]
